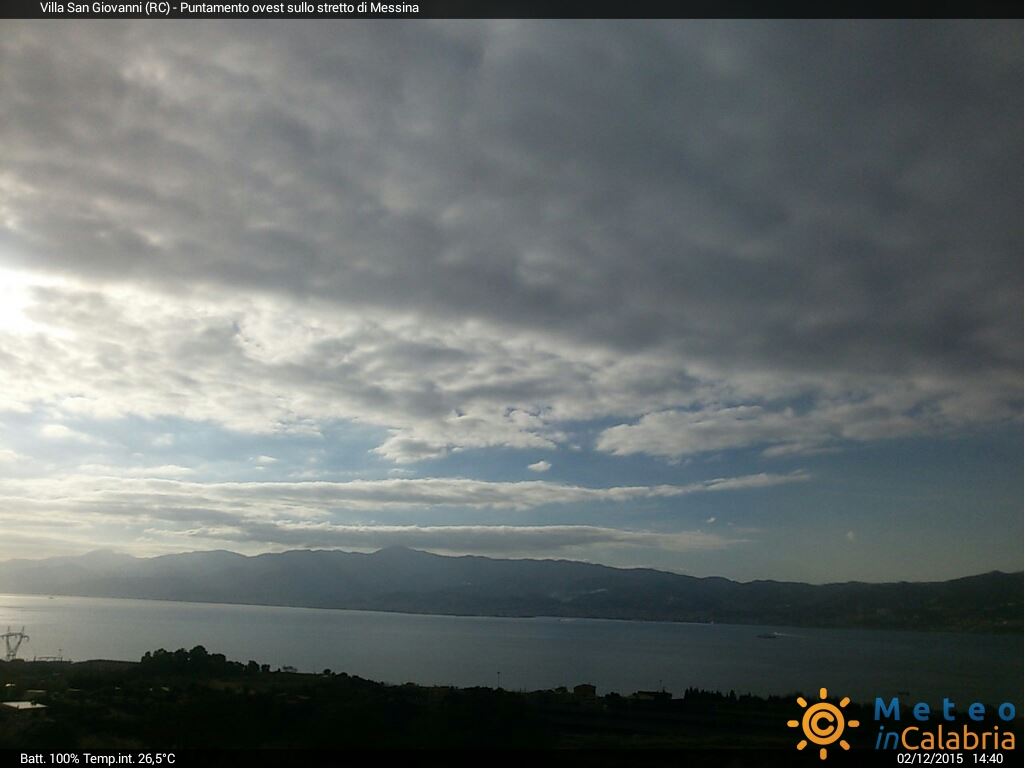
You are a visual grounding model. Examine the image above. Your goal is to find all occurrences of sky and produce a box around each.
[0,20,1020,582]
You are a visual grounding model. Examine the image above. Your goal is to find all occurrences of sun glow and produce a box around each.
[0,268,54,335]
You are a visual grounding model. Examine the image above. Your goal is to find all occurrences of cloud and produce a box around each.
[1,280,1016,467]
[179,521,739,555]
[699,472,809,491]
[527,460,552,473]
[0,20,1017,466]
[0,449,22,463]
[0,472,810,524]
[594,389,1011,460]
[39,423,99,443]
[0,472,768,558]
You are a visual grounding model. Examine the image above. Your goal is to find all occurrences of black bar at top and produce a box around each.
[3,0,1023,19]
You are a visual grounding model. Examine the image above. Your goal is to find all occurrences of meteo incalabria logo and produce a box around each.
[787,687,860,761]
[872,695,1017,752]
[786,687,1019,762]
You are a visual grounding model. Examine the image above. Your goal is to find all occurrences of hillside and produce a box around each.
[0,548,1019,632]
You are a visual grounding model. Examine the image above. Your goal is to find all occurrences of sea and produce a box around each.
[1,593,1020,706]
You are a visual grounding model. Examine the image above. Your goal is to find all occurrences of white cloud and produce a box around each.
[0,472,771,558]
[0,471,810,522]
[39,423,98,443]
[698,471,810,492]
[2,281,1011,468]
[527,460,552,473]
[0,449,22,463]
[594,389,987,461]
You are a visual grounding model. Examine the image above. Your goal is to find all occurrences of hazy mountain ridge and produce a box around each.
[0,548,1019,632]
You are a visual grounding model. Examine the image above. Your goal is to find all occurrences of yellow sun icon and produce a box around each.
[787,687,860,761]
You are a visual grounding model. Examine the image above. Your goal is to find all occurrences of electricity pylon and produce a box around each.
[2,626,29,662]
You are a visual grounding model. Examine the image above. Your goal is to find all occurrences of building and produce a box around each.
[1,701,47,715]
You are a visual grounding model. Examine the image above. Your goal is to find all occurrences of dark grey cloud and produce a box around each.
[0,20,1020,461]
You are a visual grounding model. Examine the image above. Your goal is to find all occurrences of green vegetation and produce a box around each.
[0,647,847,752]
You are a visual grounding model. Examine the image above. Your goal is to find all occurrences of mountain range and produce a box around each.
[0,547,1020,632]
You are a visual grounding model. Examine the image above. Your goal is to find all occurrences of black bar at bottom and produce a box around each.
[1,748,1021,768]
